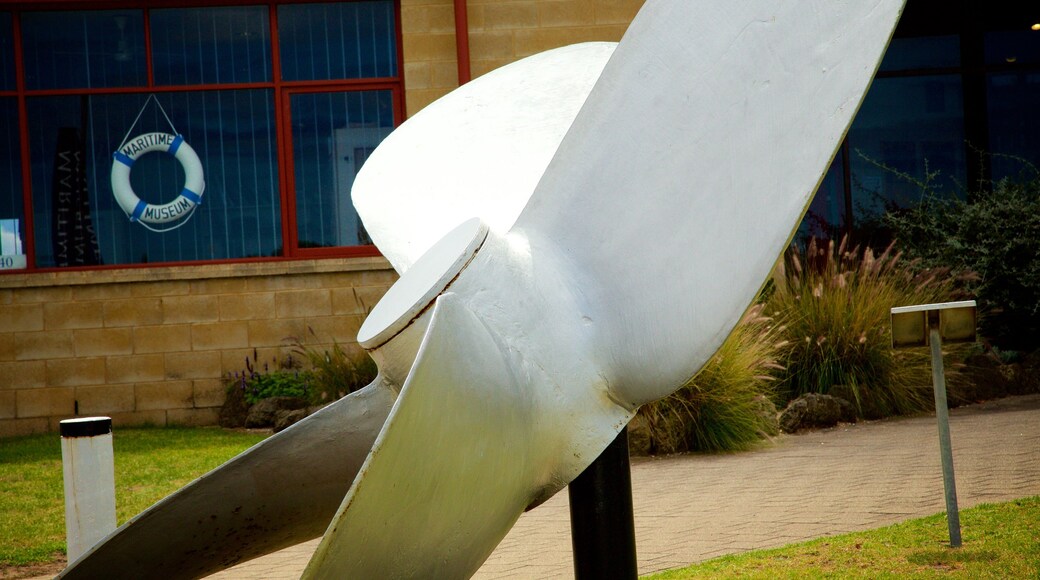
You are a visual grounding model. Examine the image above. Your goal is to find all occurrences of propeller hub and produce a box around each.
[358,218,489,351]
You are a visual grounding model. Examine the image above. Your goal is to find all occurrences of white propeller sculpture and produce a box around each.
[60,1,905,578]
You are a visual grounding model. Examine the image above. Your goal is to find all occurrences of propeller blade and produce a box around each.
[57,380,395,580]
[512,0,906,406]
[352,42,615,272]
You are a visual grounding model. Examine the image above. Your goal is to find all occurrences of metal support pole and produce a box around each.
[568,426,638,579]
[61,417,117,564]
[928,313,962,547]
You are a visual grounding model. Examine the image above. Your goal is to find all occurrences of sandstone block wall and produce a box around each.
[0,259,395,437]
[401,0,645,115]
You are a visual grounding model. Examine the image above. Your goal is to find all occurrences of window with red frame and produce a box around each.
[0,1,401,271]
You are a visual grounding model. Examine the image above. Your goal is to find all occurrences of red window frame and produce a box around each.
[0,0,405,274]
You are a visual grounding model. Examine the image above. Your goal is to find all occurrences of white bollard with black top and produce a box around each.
[60,417,117,564]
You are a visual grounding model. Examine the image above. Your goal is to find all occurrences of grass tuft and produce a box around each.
[638,304,784,454]
[766,237,973,416]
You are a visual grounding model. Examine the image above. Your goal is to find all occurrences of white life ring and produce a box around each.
[111,132,205,224]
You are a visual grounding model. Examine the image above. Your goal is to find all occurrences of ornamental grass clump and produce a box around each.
[766,236,972,417]
[638,304,785,454]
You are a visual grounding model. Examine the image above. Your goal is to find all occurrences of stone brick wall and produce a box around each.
[400,0,645,116]
[465,0,644,78]
[0,258,395,437]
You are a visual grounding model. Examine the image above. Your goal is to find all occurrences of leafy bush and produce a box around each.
[883,175,1040,350]
[291,330,378,402]
[765,237,972,417]
[227,348,313,405]
[637,304,784,454]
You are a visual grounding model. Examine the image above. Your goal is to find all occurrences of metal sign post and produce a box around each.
[568,426,638,579]
[891,300,977,548]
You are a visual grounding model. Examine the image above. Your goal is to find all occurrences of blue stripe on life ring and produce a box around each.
[181,188,202,205]
[168,135,184,156]
[130,200,148,222]
[114,151,135,168]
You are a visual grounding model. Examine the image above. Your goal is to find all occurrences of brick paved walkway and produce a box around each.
[208,394,1040,579]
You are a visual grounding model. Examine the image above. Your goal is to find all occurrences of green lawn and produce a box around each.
[2,427,1037,578]
[0,427,268,566]
[647,496,1040,579]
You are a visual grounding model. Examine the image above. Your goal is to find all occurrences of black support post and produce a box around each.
[568,426,638,580]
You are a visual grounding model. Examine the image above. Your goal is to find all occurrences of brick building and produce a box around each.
[1,0,1037,436]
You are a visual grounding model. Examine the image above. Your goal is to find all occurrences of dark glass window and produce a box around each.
[151,7,272,86]
[278,2,398,81]
[986,31,1040,66]
[291,90,393,248]
[879,35,960,72]
[988,72,1040,181]
[799,150,847,241]
[847,75,966,222]
[1,98,25,269]
[22,10,147,90]
[1,13,14,91]
[27,90,280,267]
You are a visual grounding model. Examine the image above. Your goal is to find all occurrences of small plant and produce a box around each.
[290,329,378,402]
[765,236,973,417]
[638,304,785,454]
[228,348,313,405]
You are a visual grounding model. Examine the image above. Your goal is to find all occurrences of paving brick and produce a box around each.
[109,409,168,428]
[275,290,332,319]
[46,357,106,387]
[43,301,103,330]
[131,280,191,297]
[247,319,308,348]
[165,351,222,380]
[162,295,220,324]
[190,277,249,295]
[136,380,194,411]
[14,331,75,360]
[11,286,73,304]
[106,354,166,383]
[73,327,134,357]
[73,284,133,301]
[192,321,250,351]
[0,390,14,419]
[219,293,276,321]
[103,298,163,328]
[0,361,46,389]
[0,334,13,361]
[194,379,227,408]
[16,386,75,418]
[0,417,50,438]
[0,303,44,332]
[76,384,135,415]
[167,407,220,427]
[133,325,192,354]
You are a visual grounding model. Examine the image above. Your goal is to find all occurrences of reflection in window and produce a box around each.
[847,75,965,223]
[27,91,280,267]
[151,6,272,85]
[279,2,397,81]
[22,10,147,90]
[291,91,394,248]
[0,13,14,90]
[799,149,847,242]
[988,72,1040,180]
[0,97,24,268]
[985,31,1040,66]
[879,35,960,72]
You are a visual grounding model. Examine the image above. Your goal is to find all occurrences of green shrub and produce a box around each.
[227,348,313,405]
[765,237,972,417]
[883,175,1040,350]
[291,329,378,402]
[638,304,784,454]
